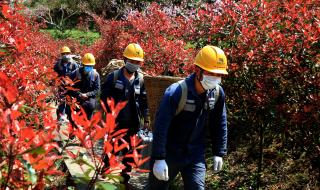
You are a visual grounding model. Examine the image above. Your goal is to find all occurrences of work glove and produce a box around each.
[153,160,169,181]
[137,127,153,142]
[212,156,223,173]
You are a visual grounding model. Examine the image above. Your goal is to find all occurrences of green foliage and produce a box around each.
[41,29,100,46]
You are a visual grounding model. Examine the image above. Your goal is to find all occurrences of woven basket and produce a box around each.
[144,75,183,127]
[100,59,125,83]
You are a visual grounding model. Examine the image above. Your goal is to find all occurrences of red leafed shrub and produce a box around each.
[0,3,148,189]
[87,3,197,76]
[87,1,319,188]
[66,98,149,189]
[0,3,64,189]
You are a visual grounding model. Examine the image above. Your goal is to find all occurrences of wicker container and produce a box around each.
[144,75,183,127]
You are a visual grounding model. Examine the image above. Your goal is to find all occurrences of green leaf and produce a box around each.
[22,159,37,184]
[95,182,119,190]
[22,146,46,155]
[104,174,124,183]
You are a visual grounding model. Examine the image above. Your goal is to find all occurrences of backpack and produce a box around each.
[100,59,125,84]
[175,80,221,115]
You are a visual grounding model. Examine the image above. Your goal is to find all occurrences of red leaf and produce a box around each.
[130,135,142,148]
[66,150,78,159]
[103,141,113,154]
[111,128,128,138]
[20,127,35,140]
[93,125,107,141]
[114,138,129,153]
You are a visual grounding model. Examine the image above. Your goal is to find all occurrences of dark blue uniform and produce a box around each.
[100,67,149,183]
[54,59,78,77]
[54,59,79,121]
[69,67,101,120]
[100,67,149,133]
[147,73,227,190]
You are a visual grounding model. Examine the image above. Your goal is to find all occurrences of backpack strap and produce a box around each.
[136,70,144,86]
[175,80,188,115]
[113,69,120,85]
[214,84,220,105]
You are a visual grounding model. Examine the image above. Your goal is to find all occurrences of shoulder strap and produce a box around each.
[175,80,188,115]
[136,71,144,86]
[214,84,220,105]
[75,68,81,80]
[113,69,120,85]
[89,69,98,81]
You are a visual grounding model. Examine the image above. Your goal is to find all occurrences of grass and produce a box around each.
[41,29,101,46]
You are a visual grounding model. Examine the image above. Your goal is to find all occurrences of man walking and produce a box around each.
[69,53,100,120]
[146,45,228,190]
[100,43,150,187]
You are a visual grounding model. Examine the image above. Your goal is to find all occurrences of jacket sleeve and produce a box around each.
[67,69,80,98]
[100,73,114,106]
[151,83,181,159]
[86,72,101,98]
[53,60,60,74]
[138,78,150,123]
[209,87,228,157]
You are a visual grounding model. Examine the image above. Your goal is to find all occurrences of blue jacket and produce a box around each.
[100,67,149,132]
[54,59,79,77]
[152,73,227,162]
[69,67,101,101]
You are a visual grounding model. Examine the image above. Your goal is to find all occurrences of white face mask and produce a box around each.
[200,75,221,90]
[62,54,71,63]
[125,61,140,73]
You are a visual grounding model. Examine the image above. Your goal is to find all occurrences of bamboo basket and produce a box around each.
[143,75,183,128]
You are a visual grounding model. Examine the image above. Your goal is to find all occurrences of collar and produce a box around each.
[185,73,199,97]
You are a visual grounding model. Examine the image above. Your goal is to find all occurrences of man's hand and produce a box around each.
[212,156,223,173]
[79,93,88,100]
[153,160,169,181]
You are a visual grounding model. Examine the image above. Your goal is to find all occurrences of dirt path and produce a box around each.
[51,102,149,189]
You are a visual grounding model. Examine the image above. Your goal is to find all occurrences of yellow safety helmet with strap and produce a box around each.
[123,43,144,62]
[61,46,71,54]
[194,46,228,75]
[82,53,96,66]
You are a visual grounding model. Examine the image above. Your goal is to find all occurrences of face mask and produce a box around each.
[62,55,71,63]
[84,66,93,74]
[125,61,140,73]
[200,75,221,90]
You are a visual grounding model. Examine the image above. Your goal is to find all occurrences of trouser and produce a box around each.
[145,157,206,190]
[80,98,96,120]
[57,102,74,126]
[103,122,139,183]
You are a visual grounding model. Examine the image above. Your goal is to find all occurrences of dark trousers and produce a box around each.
[103,123,139,183]
[145,157,206,190]
[80,98,96,120]
[57,98,96,127]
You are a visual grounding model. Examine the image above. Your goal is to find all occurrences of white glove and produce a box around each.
[137,128,153,142]
[212,156,223,173]
[153,160,169,181]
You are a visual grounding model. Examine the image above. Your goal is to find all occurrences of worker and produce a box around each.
[54,46,79,77]
[54,46,79,124]
[100,43,150,187]
[69,53,100,120]
[146,46,228,190]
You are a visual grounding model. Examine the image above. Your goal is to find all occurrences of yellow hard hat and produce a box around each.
[61,46,71,54]
[194,46,228,75]
[82,53,96,66]
[123,43,144,62]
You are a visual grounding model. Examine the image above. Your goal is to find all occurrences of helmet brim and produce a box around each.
[124,55,144,62]
[83,63,95,66]
[207,69,228,75]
